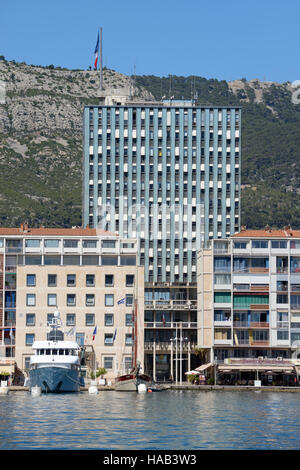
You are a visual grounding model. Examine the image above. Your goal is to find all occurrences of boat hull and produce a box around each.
[115,374,152,391]
[29,366,82,393]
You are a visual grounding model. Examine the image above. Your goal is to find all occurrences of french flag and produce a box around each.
[94,31,99,70]
[92,326,97,341]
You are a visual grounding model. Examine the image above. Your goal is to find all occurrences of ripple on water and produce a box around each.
[1,390,300,449]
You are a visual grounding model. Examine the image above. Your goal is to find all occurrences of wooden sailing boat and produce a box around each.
[114,283,152,391]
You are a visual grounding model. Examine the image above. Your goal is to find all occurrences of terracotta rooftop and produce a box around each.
[232,225,300,238]
[0,224,117,237]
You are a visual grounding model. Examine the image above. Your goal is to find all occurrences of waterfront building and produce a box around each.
[0,225,144,382]
[82,93,241,381]
[197,226,300,369]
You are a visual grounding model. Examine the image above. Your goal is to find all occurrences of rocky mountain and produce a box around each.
[0,59,153,227]
[1,58,300,230]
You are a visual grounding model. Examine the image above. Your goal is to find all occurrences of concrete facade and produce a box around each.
[0,226,144,381]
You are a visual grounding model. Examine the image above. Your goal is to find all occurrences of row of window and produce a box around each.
[24,355,130,371]
[1,239,117,249]
[25,333,133,347]
[233,240,299,250]
[25,312,133,327]
[26,273,135,288]
[26,293,134,307]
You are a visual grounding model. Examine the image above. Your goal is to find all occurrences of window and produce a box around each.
[105,314,114,326]
[86,274,95,286]
[86,294,95,306]
[126,294,133,307]
[277,294,288,304]
[105,274,114,286]
[126,274,134,287]
[26,293,36,306]
[47,313,54,324]
[272,240,287,249]
[291,241,300,249]
[277,330,289,340]
[233,241,247,249]
[85,313,95,326]
[48,294,57,307]
[214,274,231,285]
[67,294,76,306]
[44,255,61,265]
[102,240,116,248]
[120,256,136,266]
[104,333,114,345]
[214,292,231,303]
[63,255,80,265]
[67,274,76,286]
[48,274,57,287]
[26,313,35,326]
[105,294,114,306]
[76,333,85,346]
[252,240,268,249]
[102,256,118,265]
[25,255,42,265]
[125,314,133,326]
[214,257,231,273]
[82,255,99,266]
[103,356,113,369]
[26,333,35,346]
[125,334,133,345]
[124,356,132,371]
[64,239,79,248]
[0,238,3,248]
[44,239,60,248]
[66,314,76,326]
[25,239,41,248]
[82,239,97,248]
[26,274,36,287]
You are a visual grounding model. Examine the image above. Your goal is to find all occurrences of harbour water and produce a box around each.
[1,390,300,450]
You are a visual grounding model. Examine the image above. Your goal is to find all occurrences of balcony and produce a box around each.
[250,322,269,329]
[144,300,197,310]
[144,322,197,329]
[144,341,197,351]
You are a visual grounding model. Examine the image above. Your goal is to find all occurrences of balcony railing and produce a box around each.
[144,300,197,310]
[144,322,197,329]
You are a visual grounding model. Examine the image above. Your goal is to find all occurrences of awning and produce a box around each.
[218,364,294,372]
[195,363,213,372]
[185,370,200,375]
[0,363,15,374]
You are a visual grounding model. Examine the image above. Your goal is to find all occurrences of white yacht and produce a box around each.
[28,310,84,393]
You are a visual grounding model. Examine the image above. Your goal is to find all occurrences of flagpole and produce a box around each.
[99,27,103,92]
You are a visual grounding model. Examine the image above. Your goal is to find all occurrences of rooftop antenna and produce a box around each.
[169,74,172,99]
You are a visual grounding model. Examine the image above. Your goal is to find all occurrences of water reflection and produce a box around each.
[0,391,300,449]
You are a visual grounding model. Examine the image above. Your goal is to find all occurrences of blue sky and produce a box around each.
[1,0,300,83]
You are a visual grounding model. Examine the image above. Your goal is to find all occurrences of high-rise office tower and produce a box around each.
[83,93,241,380]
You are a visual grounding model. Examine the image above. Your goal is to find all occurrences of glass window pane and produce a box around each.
[44,239,60,248]
[26,274,36,286]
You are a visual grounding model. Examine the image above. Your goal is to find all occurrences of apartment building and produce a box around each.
[197,226,300,365]
[82,93,241,381]
[0,225,144,381]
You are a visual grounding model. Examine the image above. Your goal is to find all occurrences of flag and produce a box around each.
[113,328,117,342]
[66,326,76,336]
[92,326,97,341]
[94,31,99,69]
[117,298,125,305]
[162,314,166,327]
